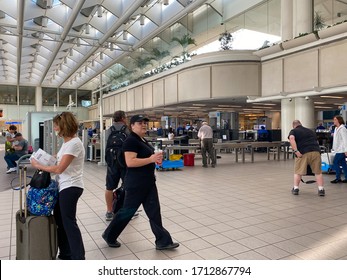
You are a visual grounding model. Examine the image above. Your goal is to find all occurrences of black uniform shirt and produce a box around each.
[122,132,155,189]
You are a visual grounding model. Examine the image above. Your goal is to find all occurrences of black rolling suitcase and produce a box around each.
[16,166,58,260]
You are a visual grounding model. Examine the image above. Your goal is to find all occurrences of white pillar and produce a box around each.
[281,98,295,141]
[295,0,313,36]
[98,74,106,166]
[35,86,42,112]
[271,111,281,129]
[295,97,315,129]
[281,0,293,41]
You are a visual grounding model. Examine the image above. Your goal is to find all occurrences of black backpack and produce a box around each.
[105,125,127,168]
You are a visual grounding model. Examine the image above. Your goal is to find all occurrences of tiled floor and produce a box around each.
[1,143,347,260]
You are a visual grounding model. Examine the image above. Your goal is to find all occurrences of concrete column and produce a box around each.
[35,86,42,112]
[295,97,315,129]
[271,111,281,129]
[281,98,295,141]
[281,0,293,41]
[295,0,313,36]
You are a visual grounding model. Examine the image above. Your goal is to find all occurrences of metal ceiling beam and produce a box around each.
[39,0,87,84]
[70,0,207,89]
[58,0,148,88]
[17,0,25,86]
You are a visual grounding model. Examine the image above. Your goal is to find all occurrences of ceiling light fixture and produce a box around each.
[69,48,73,56]
[97,6,103,17]
[92,60,95,67]
[85,24,90,34]
[110,42,114,51]
[100,52,104,60]
[76,38,81,47]
[85,65,88,72]
[64,57,67,63]
[163,0,169,5]
[41,17,48,27]
[140,14,145,25]
[123,30,128,40]
[46,0,53,8]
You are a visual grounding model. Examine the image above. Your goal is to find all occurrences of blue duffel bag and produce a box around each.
[27,179,58,216]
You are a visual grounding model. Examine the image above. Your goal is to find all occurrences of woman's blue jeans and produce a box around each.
[333,153,347,180]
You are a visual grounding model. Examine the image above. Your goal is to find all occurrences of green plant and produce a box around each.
[219,31,233,50]
[171,34,196,61]
[314,11,326,31]
[171,34,196,49]
[135,56,153,69]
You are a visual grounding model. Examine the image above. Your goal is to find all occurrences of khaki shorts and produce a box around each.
[294,151,322,175]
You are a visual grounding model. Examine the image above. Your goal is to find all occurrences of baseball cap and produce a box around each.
[130,114,149,125]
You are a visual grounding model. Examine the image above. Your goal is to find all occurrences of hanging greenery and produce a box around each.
[219,31,233,50]
[314,11,326,31]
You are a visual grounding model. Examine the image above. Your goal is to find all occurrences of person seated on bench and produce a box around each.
[4,133,28,174]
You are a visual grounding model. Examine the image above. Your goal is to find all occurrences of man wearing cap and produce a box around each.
[198,121,216,167]
[104,110,130,221]
[4,132,28,173]
[102,114,179,250]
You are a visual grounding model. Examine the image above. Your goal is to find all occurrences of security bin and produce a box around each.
[183,153,195,166]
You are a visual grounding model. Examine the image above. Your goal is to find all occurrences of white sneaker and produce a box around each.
[6,167,17,174]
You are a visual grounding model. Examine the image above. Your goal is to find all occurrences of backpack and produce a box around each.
[105,125,127,168]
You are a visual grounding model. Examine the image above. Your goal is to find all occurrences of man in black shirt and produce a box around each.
[288,120,325,196]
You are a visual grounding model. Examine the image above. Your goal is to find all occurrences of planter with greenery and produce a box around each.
[318,20,347,39]
[282,32,318,50]
[171,34,196,61]
[253,43,283,56]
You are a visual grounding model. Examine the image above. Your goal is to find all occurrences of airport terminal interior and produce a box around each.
[2,0,347,260]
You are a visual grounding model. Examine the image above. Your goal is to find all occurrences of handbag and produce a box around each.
[29,169,51,189]
[27,180,58,216]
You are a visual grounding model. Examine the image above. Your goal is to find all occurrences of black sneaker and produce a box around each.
[105,212,114,221]
[342,179,347,183]
[156,242,179,250]
[102,232,121,248]
[318,189,325,196]
[330,179,342,184]
[291,188,299,195]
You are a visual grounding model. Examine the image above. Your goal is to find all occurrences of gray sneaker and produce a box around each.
[318,189,325,196]
[291,188,299,195]
[105,212,114,221]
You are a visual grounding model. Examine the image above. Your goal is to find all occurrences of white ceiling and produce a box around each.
[0,0,235,90]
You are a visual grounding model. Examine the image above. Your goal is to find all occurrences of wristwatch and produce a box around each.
[293,150,298,153]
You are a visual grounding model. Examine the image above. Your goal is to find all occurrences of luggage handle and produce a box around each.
[19,166,28,220]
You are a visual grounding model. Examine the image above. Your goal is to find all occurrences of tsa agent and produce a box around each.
[102,114,179,250]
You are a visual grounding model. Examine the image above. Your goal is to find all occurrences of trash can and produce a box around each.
[183,153,195,166]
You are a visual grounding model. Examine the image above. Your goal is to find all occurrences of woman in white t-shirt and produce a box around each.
[31,112,85,260]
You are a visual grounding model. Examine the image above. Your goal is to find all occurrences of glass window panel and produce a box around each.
[19,86,35,105]
[42,87,58,106]
[0,85,17,104]
[59,88,75,107]
[77,89,92,107]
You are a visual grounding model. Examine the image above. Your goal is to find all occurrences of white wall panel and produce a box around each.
[178,67,210,102]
